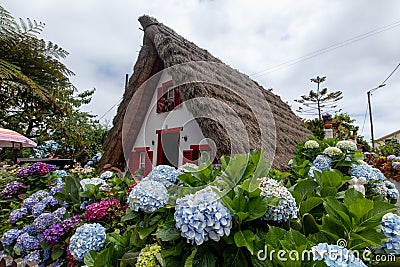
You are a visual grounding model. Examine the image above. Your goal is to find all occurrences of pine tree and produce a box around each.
[295,76,343,120]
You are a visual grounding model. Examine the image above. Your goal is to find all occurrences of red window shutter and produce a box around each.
[144,150,153,176]
[182,150,193,164]
[156,87,163,113]
[129,151,140,175]
[174,88,181,108]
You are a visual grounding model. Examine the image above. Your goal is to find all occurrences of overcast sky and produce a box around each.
[3,0,400,143]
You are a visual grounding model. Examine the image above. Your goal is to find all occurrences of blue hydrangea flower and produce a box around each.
[369,168,385,182]
[53,207,67,219]
[380,213,400,254]
[1,229,21,246]
[387,155,397,161]
[259,178,298,222]
[174,187,232,245]
[13,233,40,256]
[312,243,367,266]
[99,171,114,180]
[127,179,168,212]
[8,207,28,224]
[308,166,322,179]
[147,165,182,187]
[69,223,106,262]
[313,155,332,171]
[371,181,399,201]
[351,164,373,181]
[49,183,64,196]
[23,196,40,211]
[32,213,61,233]
[55,170,67,178]
[24,250,41,265]
[22,226,36,235]
[32,202,47,217]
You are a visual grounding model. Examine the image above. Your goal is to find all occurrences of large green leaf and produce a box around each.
[245,197,271,222]
[359,201,397,228]
[222,247,249,267]
[193,246,216,267]
[265,226,286,248]
[155,221,181,241]
[323,197,351,230]
[234,230,256,255]
[299,197,323,215]
[348,198,374,223]
[293,180,318,199]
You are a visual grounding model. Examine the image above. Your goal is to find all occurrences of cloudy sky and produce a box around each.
[3,0,400,143]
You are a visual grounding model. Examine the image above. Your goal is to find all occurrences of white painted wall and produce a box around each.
[133,72,207,167]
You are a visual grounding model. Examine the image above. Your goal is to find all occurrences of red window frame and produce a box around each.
[129,147,153,176]
[156,80,181,113]
[156,127,183,165]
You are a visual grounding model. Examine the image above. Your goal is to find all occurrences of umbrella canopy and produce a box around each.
[0,128,37,148]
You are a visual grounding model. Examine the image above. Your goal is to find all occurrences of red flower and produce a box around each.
[47,181,54,185]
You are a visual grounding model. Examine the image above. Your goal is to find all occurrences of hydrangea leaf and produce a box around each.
[155,221,181,241]
[293,179,318,199]
[299,197,323,216]
[234,230,255,255]
[348,198,374,223]
[359,201,397,228]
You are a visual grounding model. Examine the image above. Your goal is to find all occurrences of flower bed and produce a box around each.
[1,140,400,266]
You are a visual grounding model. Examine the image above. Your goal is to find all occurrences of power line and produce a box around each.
[98,96,123,121]
[250,19,400,78]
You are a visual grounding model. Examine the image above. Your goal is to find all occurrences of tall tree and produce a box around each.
[295,76,343,120]
[0,5,107,161]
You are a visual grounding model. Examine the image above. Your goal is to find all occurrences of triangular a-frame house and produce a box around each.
[99,15,310,174]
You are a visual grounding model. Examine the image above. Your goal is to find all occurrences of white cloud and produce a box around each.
[2,0,399,142]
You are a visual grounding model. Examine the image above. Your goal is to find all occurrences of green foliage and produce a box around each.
[0,5,108,162]
[321,189,397,250]
[378,139,400,156]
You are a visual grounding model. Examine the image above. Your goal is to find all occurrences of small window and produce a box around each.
[139,152,145,172]
[167,89,174,100]
[157,81,181,113]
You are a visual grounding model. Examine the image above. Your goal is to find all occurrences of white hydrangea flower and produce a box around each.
[323,147,342,157]
[336,140,357,151]
[304,140,319,149]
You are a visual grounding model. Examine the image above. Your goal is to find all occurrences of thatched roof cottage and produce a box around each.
[99,15,310,175]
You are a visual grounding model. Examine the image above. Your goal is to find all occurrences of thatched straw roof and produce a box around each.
[99,15,310,171]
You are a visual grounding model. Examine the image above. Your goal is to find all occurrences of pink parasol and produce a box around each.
[0,128,37,148]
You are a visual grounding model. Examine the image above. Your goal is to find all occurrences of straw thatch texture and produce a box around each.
[99,15,310,171]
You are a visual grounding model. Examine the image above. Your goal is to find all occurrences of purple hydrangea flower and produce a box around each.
[43,223,65,245]
[62,215,81,232]
[1,181,26,199]
[32,213,61,233]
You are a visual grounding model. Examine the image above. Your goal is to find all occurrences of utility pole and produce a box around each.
[367,84,386,150]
